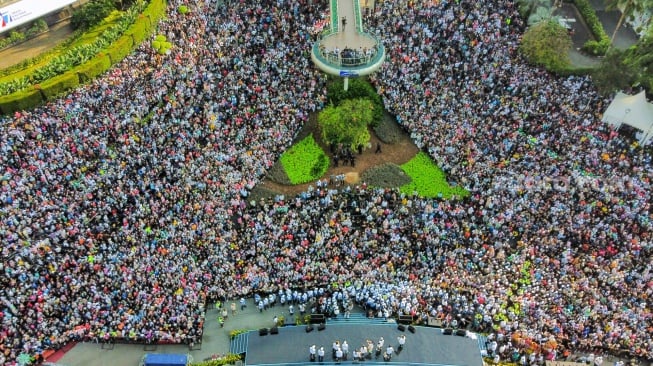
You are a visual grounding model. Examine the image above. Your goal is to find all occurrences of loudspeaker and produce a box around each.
[270,326,279,335]
[306,325,314,333]
[399,315,413,325]
[259,328,268,336]
[397,324,406,332]
[317,323,326,331]
[455,329,466,337]
[443,328,453,335]
[310,314,326,324]
[408,325,416,334]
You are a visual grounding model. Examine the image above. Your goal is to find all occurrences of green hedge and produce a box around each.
[77,54,112,82]
[107,35,135,64]
[0,89,44,115]
[0,0,167,114]
[40,71,80,99]
[570,0,610,55]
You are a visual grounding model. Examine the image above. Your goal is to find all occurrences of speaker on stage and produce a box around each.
[270,326,279,335]
[408,325,416,334]
[455,329,466,337]
[259,328,268,336]
[306,325,314,333]
[397,324,406,332]
[317,323,326,331]
[399,315,413,325]
[310,314,326,324]
[443,328,453,335]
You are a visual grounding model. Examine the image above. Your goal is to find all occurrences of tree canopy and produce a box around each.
[519,20,572,73]
[319,98,374,149]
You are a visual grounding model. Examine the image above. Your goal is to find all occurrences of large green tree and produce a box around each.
[319,98,374,149]
[519,20,573,73]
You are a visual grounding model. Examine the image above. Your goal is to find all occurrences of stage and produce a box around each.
[238,323,485,366]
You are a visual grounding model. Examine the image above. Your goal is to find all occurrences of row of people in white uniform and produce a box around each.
[309,335,406,362]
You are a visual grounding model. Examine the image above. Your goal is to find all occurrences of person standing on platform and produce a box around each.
[310,344,317,362]
[342,340,349,360]
[398,334,406,351]
[386,345,394,359]
[318,346,325,362]
[240,297,246,311]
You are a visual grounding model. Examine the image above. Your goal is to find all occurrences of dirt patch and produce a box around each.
[256,111,420,198]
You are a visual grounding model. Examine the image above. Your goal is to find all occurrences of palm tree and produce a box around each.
[606,0,653,49]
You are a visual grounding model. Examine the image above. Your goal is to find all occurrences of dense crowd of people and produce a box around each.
[0,0,651,365]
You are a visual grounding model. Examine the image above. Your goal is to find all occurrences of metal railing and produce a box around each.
[315,45,381,68]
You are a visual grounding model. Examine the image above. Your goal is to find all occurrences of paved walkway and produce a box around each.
[319,0,376,51]
[0,20,74,70]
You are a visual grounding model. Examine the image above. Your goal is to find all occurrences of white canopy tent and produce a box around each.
[601,91,653,146]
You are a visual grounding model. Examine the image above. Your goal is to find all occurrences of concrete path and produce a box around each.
[0,20,74,70]
[320,0,376,51]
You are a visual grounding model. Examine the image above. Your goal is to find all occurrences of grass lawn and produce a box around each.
[400,152,469,199]
[280,134,329,185]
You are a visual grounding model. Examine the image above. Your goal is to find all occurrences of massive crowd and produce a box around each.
[0,0,651,365]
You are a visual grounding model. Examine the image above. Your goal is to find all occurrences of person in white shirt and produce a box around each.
[309,345,316,362]
[342,341,349,360]
[386,345,394,359]
[318,346,325,362]
[397,334,406,350]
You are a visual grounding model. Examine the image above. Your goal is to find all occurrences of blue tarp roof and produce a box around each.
[143,353,187,366]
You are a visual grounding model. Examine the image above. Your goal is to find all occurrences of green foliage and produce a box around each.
[25,19,49,37]
[0,0,166,113]
[152,34,172,55]
[319,99,374,149]
[280,134,329,184]
[77,54,112,82]
[327,78,383,126]
[107,34,134,62]
[0,0,149,97]
[519,20,572,73]
[591,49,637,95]
[570,0,610,55]
[178,5,189,14]
[228,329,248,340]
[0,89,44,115]
[192,354,242,366]
[594,29,653,96]
[373,111,406,144]
[361,163,412,188]
[399,152,469,199]
[527,6,554,26]
[71,0,117,31]
[517,0,552,20]
[0,31,26,49]
[40,71,80,100]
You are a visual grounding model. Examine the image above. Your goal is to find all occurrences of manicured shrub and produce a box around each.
[178,5,189,14]
[77,54,112,82]
[280,134,329,184]
[361,163,412,188]
[399,152,469,199]
[0,89,44,114]
[107,35,134,63]
[267,161,292,185]
[41,71,80,100]
[373,111,406,144]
